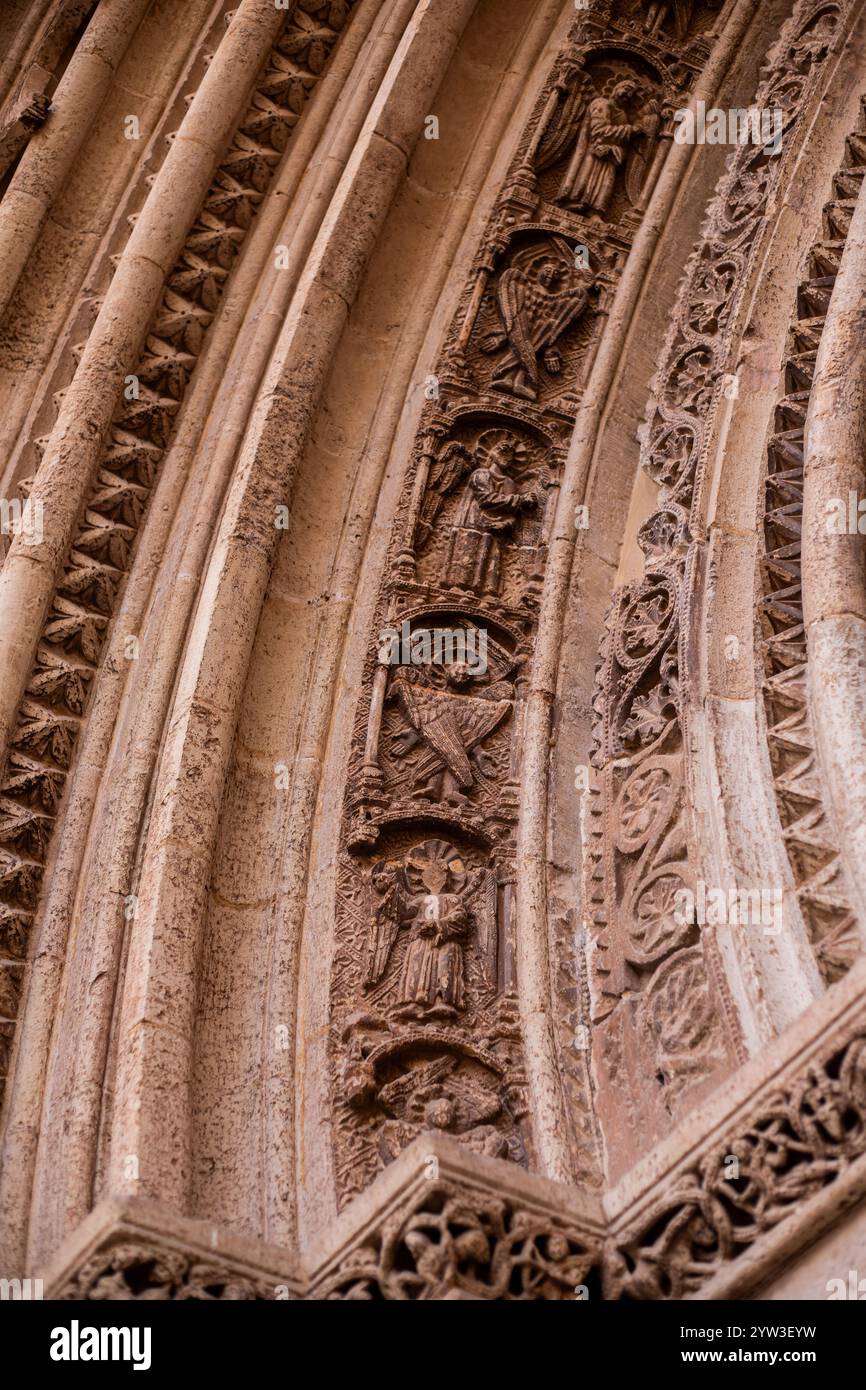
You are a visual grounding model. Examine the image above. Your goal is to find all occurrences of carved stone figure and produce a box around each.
[555,79,660,218]
[364,840,475,1020]
[446,430,539,594]
[5,0,865,1312]
[388,661,512,806]
[376,1057,510,1162]
[636,0,695,40]
[480,245,594,400]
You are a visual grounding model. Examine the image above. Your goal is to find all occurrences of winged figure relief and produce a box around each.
[411,431,539,595]
[362,840,500,1016]
[415,441,474,544]
[537,73,661,219]
[364,858,407,988]
[388,664,512,807]
[480,243,594,401]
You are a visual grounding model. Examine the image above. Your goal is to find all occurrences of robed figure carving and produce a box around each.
[537,73,661,219]
[480,243,594,401]
[364,847,471,1020]
[414,429,540,595]
[429,430,539,595]
[363,841,494,1021]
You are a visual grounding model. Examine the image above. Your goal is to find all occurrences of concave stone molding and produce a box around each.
[0,0,358,1110]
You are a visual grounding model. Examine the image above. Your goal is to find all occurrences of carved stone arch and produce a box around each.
[550,0,866,1187]
[7,0,866,1308]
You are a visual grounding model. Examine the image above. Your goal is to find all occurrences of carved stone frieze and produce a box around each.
[606,1020,866,1298]
[759,95,865,984]
[46,1199,302,1301]
[320,1184,597,1300]
[587,0,848,1148]
[331,0,745,1202]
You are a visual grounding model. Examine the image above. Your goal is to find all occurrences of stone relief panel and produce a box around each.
[320,1180,600,1300]
[333,829,529,1201]
[535,57,665,228]
[606,1025,866,1298]
[57,1243,279,1301]
[588,0,848,1163]
[476,236,598,406]
[329,0,737,1201]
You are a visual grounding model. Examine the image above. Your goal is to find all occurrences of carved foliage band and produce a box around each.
[587,0,847,1152]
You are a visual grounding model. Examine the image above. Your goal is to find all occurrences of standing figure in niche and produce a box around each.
[557,78,659,218]
[363,840,477,1021]
[447,430,539,595]
[396,888,471,1020]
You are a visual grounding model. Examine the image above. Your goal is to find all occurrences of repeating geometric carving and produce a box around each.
[0,0,358,1108]
[759,97,865,983]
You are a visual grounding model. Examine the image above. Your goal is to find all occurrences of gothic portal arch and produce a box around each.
[1,0,866,1305]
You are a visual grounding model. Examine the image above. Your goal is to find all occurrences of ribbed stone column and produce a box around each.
[0,0,285,780]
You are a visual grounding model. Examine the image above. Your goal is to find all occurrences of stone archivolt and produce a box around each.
[586,0,854,1156]
[0,0,356,1108]
[3,0,866,1304]
[330,0,729,1205]
[759,100,864,983]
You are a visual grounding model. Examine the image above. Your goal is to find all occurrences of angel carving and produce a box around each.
[364,859,407,989]
[415,430,539,596]
[539,75,661,218]
[388,660,513,806]
[363,840,485,1020]
[480,243,594,401]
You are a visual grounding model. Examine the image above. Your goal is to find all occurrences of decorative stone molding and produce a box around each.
[40,983,866,1300]
[45,1198,302,1301]
[330,0,735,1207]
[5,0,866,1309]
[605,957,866,1298]
[587,0,855,1150]
[0,0,359,1111]
[759,98,865,984]
[310,1134,604,1300]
